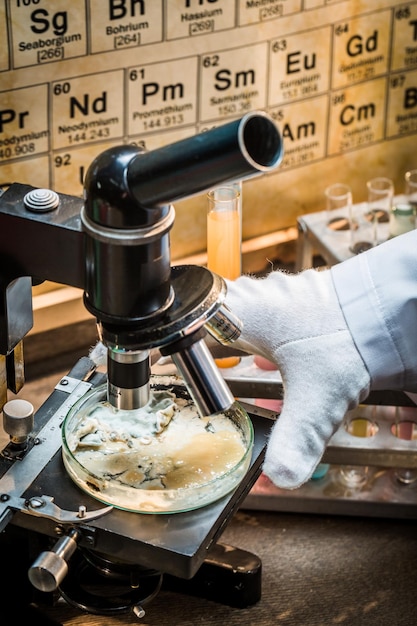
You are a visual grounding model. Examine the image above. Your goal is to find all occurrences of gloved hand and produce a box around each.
[225,268,371,489]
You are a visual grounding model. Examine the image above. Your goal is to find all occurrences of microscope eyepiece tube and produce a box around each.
[127,111,283,208]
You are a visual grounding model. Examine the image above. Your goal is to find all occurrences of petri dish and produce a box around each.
[62,378,253,514]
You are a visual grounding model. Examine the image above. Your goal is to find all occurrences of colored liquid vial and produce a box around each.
[207,185,242,368]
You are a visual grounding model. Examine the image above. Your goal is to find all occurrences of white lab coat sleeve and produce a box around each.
[331,229,417,392]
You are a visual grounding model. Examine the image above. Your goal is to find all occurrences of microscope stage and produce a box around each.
[0,357,270,580]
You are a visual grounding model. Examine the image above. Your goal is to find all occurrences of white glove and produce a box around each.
[225,269,371,489]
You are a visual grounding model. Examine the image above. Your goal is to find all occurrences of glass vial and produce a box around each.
[207,186,242,279]
[207,185,242,369]
[388,203,416,239]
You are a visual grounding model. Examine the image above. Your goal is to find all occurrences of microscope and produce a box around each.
[0,112,283,617]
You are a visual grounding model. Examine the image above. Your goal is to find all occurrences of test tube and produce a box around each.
[207,184,242,368]
[324,183,352,231]
[207,185,242,279]
[365,177,393,245]
[404,169,417,208]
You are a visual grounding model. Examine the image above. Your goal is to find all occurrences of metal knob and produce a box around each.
[2,399,34,445]
[28,530,79,592]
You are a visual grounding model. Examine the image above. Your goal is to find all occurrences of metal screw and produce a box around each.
[27,496,45,509]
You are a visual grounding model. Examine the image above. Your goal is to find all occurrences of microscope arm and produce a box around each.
[0,184,86,408]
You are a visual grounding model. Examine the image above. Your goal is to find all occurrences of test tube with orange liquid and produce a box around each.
[207,184,242,368]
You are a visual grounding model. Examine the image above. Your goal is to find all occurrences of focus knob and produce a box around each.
[28,530,79,592]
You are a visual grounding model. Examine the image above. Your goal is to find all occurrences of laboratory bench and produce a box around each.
[2,348,417,626]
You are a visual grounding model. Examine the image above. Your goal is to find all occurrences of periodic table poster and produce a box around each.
[1,0,417,259]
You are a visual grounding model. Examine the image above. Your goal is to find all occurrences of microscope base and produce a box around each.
[1,524,261,617]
